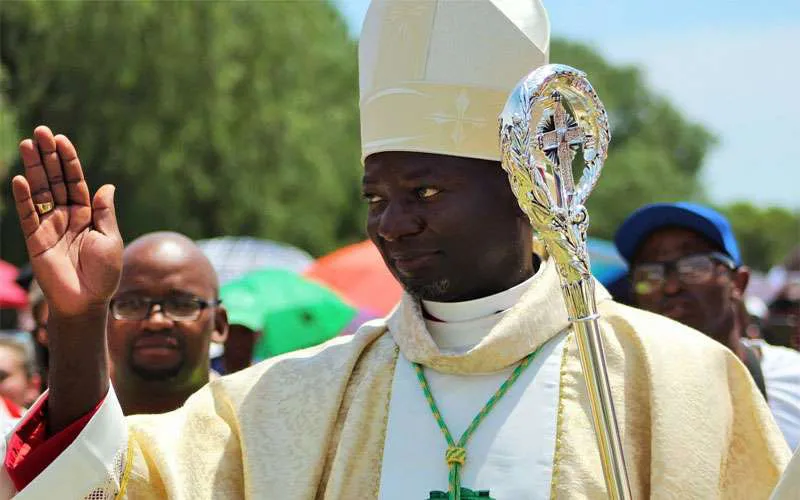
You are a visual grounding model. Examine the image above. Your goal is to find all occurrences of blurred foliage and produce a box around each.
[550,39,715,238]
[0,0,365,264]
[717,202,800,271]
[0,63,18,189]
[0,5,794,271]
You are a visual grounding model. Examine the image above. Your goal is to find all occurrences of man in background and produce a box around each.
[108,231,229,415]
[222,324,258,375]
[764,280,800,351]
[616,202,800,450]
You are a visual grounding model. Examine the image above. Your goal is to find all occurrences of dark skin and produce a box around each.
[110,232,228,415]
[632,227,750,357]
[13,126,122,433]
[363,151,535,302]
[10,127,229,427]
[224,324,259,375]
[11,128,535,431]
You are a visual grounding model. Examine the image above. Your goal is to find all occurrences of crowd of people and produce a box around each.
[3,205,798,440]
[0,0,798,498]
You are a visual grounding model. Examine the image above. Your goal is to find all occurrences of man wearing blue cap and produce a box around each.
[615,203,751,355]
[616,202,800,450]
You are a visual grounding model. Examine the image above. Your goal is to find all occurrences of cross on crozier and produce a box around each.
[537,91,585,206]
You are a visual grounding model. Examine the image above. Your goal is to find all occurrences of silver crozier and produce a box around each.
[499,64,633,500]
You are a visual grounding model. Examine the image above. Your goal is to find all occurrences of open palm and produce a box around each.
[12,126,123,317]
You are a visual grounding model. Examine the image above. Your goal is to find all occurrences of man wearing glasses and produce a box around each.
[616,202,800,450]
[107,231,228,415]
[765,280,800,351]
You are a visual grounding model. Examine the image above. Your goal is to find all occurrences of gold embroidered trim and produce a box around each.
[550,330,573,499]
[218,387,247,494]
[372,343,401,498]
[115,434,135,499]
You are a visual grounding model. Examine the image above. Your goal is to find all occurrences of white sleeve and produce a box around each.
[4,385,129,500]
[0,403,23,500]
[760,344,800,451]
[770,446,800,500]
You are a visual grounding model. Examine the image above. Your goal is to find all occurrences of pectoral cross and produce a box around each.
[428,488,494,499]
[536,91,585,206]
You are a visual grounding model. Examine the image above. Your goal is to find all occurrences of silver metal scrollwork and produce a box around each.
[499,64,632,500]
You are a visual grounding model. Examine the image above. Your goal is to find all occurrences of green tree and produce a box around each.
[718,202,800,271]
[3,11,790,273]
[550,39,716,238]
[0,63,18,188]
[0,0,365,265]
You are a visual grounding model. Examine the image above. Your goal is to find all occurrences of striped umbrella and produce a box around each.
[196,237,314,284]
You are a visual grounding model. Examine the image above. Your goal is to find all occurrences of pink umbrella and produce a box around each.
[0,260,28,309]
[304,240,402,317]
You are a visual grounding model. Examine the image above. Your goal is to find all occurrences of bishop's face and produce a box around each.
[363,151,533,302]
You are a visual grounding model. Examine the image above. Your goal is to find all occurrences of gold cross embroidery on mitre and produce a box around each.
[428,90,486,145]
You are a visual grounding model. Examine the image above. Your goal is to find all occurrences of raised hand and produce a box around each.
[12,126,123,317]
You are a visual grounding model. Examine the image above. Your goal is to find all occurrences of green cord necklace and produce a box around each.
[413,345,543,500]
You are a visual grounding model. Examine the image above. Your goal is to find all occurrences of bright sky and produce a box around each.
[334,0,800,210]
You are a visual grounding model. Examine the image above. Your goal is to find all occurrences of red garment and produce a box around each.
[2,397,21,419]
[4,395,104,491]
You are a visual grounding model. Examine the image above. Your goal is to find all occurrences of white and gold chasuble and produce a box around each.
[3,259,790,499]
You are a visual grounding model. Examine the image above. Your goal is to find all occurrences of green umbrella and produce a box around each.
[220,269,356,359]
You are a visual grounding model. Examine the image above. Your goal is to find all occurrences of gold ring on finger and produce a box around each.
[35,201,54,215]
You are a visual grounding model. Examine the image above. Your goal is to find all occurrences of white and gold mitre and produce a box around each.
[359,0,550,163]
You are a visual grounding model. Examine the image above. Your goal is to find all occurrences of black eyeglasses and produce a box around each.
[632,252,736,296]
[110,295,221,321]
[769,298,800,314]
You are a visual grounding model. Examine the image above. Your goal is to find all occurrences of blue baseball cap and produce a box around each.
[614,202,742,266]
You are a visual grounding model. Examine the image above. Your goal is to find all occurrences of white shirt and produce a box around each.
[379,276,565,499]
[423,275,535,353]
[746,339,800,451]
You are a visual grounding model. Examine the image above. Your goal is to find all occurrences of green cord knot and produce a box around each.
[445,446,466,466]
[414,348,540,500]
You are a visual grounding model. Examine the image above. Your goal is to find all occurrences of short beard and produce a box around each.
[404,278,451,301]
[129,358,185,382]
